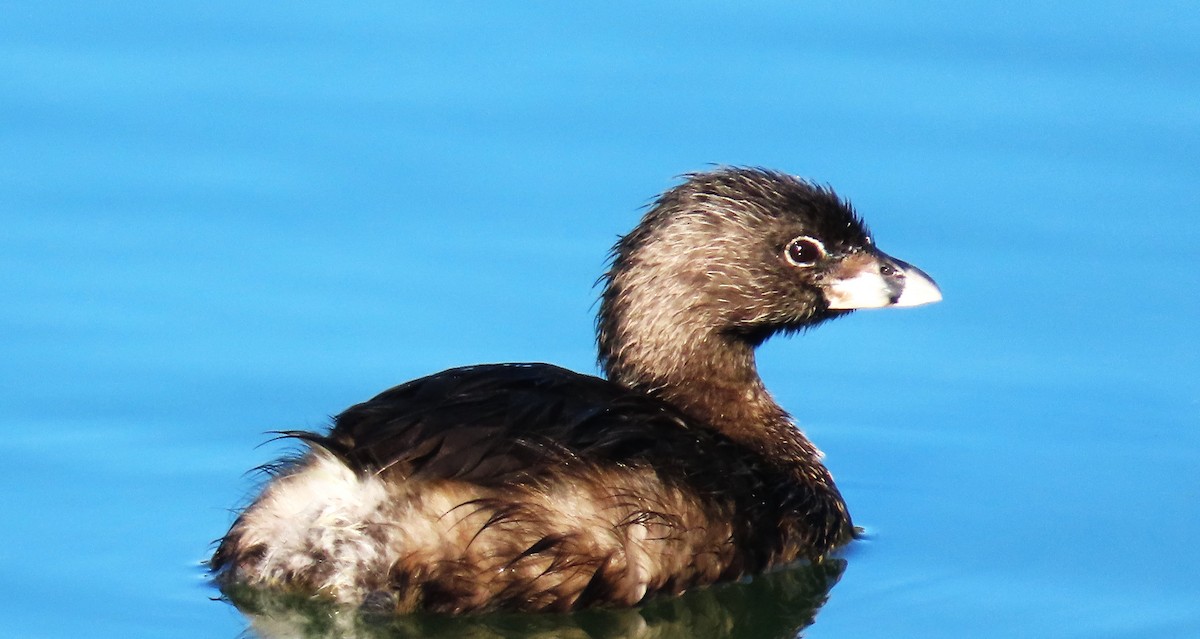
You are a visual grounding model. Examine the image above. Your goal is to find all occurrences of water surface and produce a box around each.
[2,2,1197,638]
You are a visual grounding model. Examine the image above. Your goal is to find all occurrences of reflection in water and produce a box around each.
[222,559,846,639]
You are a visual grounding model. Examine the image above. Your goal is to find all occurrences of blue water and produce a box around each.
[3,2,1197,637]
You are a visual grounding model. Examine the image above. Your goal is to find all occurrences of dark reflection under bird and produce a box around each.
[223,559,847,639]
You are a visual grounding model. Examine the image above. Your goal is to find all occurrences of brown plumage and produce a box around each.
[210,167,941,614]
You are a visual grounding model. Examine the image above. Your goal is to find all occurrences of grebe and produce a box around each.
[211,167,941,614]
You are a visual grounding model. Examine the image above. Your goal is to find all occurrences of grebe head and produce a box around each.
[598,167,940,390]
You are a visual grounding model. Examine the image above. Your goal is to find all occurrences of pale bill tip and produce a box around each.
[892,265,942,307]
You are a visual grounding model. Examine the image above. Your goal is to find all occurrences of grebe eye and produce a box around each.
[785,236,825,266]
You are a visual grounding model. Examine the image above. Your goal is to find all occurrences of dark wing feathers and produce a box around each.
[311,363,727,486]
[294,363,825,563]
[307,365,804,533]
